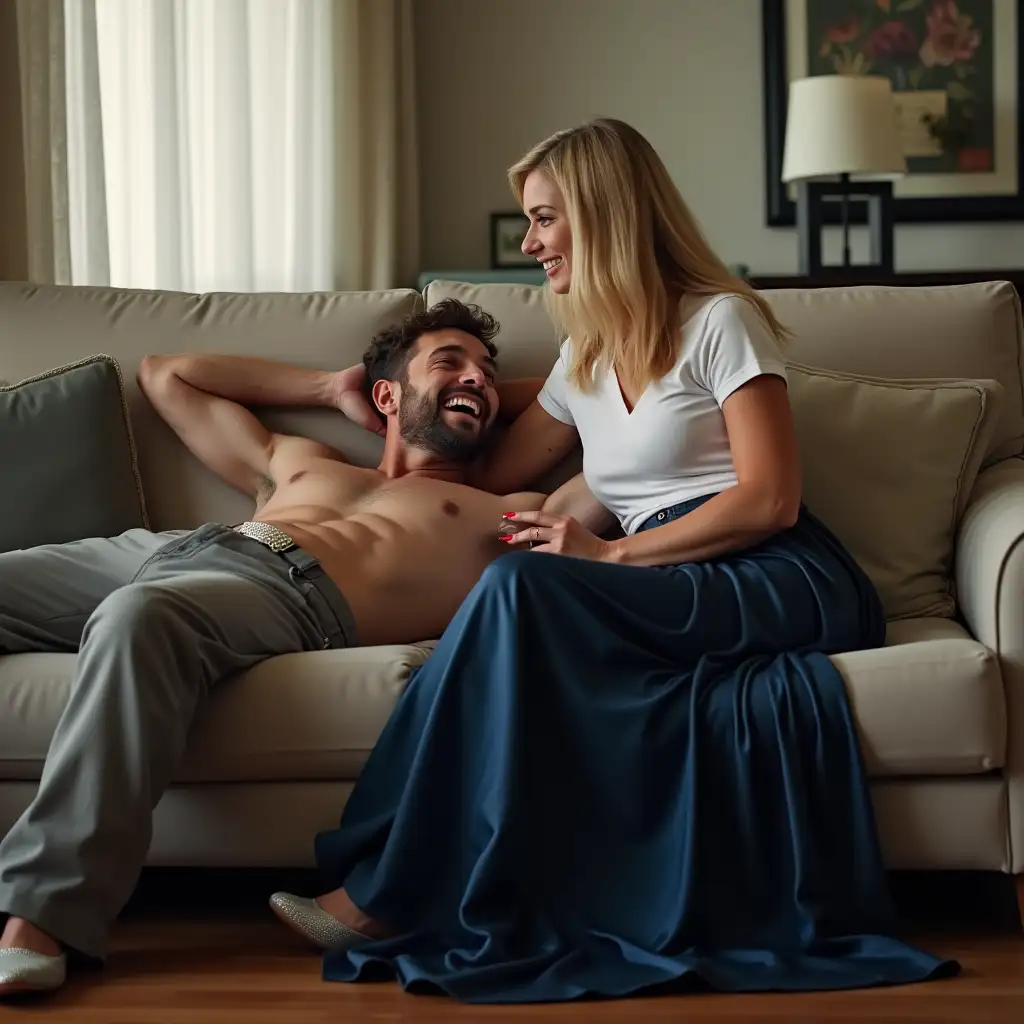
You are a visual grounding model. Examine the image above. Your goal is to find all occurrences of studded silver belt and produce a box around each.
[233,521,297,553]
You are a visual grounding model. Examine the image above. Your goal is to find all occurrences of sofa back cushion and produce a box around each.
[0,283,423,530]
[763,282,1023,466]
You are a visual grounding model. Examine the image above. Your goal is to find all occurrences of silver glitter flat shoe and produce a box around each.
[0,948,67,995]
[269,892,372,950]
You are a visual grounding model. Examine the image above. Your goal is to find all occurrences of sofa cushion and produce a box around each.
[0,617,1002,783]
[0,355,148,552]
[175,643,437,782]
[0,644,435,783]
[788,364,1003,620]
[834,616,1005,777]
[762,281,1024,467]
[0,283,424,531]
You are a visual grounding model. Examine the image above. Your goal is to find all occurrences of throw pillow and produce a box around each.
[0,354,149,552]
[787,363,1003,621]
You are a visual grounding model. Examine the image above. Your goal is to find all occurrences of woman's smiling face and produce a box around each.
[520,169,573,295]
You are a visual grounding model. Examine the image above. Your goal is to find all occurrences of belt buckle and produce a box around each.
[270,531,295,553]
[236,521,295,553]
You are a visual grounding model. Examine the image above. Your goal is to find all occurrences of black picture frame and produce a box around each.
[762,0,1024,226]
[489,212,534,269]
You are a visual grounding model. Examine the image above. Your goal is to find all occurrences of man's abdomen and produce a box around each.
[275,518,504,647]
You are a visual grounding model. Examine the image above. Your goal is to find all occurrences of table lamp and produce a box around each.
[781,74,906,275]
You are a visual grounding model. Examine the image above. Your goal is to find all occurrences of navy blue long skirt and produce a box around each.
[316,495,958,1003]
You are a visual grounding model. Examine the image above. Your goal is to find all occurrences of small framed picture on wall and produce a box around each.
[490,212,534,268]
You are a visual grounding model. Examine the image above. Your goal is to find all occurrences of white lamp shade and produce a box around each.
[781,74,907,183]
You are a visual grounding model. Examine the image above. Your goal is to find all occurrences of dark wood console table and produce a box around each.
[750,268,1024,299]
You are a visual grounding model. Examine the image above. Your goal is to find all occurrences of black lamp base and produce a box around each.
[794,178,895,277]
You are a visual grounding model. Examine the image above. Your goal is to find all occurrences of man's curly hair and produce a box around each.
[362,298,500,416]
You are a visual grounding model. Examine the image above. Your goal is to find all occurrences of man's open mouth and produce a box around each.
[441,392,485,420]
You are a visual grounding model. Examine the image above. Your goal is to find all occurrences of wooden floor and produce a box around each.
[4,870,1023,1023]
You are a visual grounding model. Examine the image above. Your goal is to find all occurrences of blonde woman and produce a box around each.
[271,119,955,1002]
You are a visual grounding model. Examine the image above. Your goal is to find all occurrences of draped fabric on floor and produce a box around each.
[315,496,959,1003]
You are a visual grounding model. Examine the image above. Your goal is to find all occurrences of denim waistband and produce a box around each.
[275,543,359,648]
[636,492,719,533]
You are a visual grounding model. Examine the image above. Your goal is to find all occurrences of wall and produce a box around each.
[414,0,1024,275]
[0,0,27,282]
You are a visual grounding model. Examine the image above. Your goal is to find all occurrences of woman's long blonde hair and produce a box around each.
[508,118,788,393]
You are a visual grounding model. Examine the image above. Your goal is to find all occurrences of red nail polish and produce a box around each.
[499,536,513,542]
[503,511,516,517]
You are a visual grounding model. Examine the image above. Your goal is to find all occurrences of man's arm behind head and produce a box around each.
[137,354,339,499]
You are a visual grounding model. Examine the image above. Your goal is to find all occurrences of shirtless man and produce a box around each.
[0,297,583,996]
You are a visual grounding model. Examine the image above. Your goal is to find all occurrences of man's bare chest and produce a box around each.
[351,475,506,535]
[266,451,504,534]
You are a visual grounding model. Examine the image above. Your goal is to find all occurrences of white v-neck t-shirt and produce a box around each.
[536,293,788,536]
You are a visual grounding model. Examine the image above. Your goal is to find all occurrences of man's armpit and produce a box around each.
[254,473,277,508]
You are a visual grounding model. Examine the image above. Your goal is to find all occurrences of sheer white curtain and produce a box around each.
[17,0,418,292]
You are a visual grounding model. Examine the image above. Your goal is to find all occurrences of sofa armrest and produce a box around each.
[957,457,1024,653]
[955,456,1024,872]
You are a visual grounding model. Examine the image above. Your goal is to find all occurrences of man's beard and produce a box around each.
[398,383,492,462]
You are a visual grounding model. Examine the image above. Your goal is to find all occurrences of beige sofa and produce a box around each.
[1,278,1023,922]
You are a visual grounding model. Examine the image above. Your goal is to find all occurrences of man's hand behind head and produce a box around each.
[333,363,387,438]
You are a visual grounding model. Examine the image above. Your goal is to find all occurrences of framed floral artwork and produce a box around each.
[763,0,1024,224]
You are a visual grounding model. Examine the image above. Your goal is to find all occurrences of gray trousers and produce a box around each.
[0,523,357,959]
